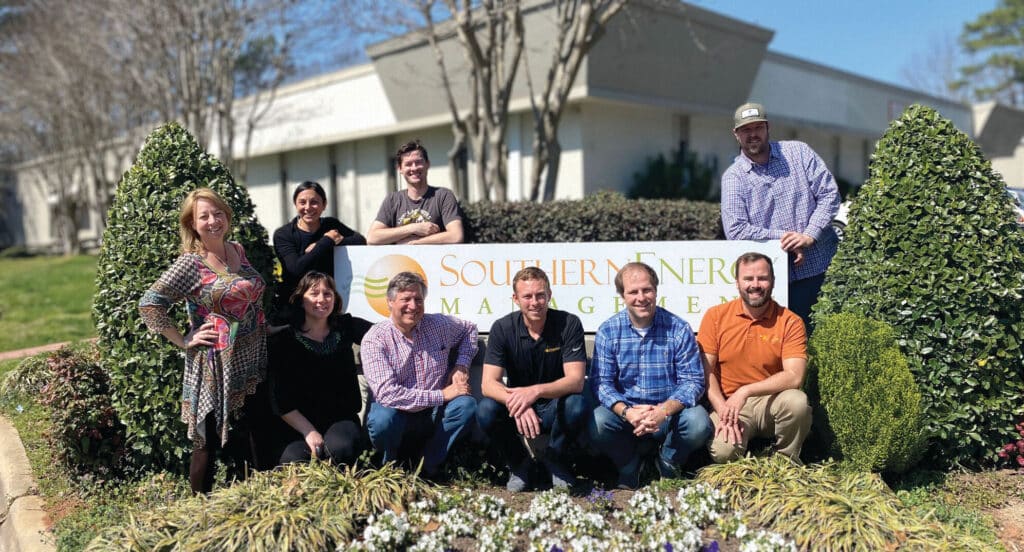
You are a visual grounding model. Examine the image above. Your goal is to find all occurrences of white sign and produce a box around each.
[335,241,787,332]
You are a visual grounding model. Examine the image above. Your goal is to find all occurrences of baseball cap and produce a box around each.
[733,102,767,129]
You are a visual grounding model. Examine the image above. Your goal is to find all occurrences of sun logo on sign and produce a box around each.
[359,255,428,317]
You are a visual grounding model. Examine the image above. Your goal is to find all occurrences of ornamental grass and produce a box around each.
[696,456,991,551]
[85,461,434,552]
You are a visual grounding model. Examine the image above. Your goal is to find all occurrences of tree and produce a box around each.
[901,32,971,102]
[525,0,628,201]
[353,0,630,202]
[958,0,1024,106]
[0,0,329,253]
[813,105,1024,468]
[93,122,275,472]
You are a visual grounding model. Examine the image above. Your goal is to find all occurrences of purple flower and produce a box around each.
[702,542,720,552]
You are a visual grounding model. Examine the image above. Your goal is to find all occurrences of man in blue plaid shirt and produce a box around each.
[588,262,711,489]
[721,102,840,329]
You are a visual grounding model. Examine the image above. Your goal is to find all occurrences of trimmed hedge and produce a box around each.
[813,105,1024,468]
[463,191,723,243]
[809,313,925,473]
[92,122,275,472]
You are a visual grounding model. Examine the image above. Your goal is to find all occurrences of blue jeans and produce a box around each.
[477,393,587,466]
[788,272,826,332]
[589,404,711,475]
[367,396,477,474]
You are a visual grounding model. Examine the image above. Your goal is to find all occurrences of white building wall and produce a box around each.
[580,101,677,196]
[15,168,50,248]
[354,137,391,235]
[246,155,283,236]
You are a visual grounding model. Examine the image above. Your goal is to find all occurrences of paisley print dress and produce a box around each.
[139,242,267,448]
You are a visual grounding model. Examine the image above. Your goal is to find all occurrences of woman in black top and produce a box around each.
[268,271,372,465]
[273,181,365,313]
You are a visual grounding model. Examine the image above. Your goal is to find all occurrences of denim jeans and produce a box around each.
[788,272,826,332]
[477,393,587,466]
[366,395,477,474]
[589,403,711,475]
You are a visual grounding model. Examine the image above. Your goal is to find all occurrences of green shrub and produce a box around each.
[38,343,125,477]
[92,122,276,472]
[809,313,925,473]
[813,104,1024,468]
[464,191,722,243]
[628,145,719,201]
[0,352,51,398]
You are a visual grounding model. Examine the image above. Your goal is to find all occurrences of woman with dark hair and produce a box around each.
[268,271,372,465]
[273,181,365,312]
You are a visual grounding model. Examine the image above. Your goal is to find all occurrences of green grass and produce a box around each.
[0,255,97,352]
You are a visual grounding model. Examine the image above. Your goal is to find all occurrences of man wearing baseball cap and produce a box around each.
[720,102,840,330]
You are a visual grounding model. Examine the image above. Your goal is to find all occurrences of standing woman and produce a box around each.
[273,181,365,313]
[139,188,267,494]
[268,271,372,466]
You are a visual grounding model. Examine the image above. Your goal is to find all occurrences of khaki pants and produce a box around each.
[708,389,811,464]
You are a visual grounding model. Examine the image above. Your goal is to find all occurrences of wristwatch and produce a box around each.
[619,405,631,421]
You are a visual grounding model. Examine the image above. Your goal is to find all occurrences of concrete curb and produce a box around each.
[0,416,55,552]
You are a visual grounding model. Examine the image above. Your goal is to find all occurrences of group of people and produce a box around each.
[138,101,839,494]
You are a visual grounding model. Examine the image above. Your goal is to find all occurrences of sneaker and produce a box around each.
[506,461,531,492]
[615,470,640,490]
[543,457,577,489]
[615,456,642,490]
[656,455,680,479]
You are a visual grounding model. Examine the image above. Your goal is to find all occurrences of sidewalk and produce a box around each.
[0,416,54,552]
[0,338,97,362]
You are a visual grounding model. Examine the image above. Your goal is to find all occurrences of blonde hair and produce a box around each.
[179,188,233,253]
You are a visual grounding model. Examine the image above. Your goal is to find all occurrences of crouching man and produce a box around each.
[478,267,588,491]
[361,272,478,479]
[699,252,811,464]
[589,262,711,489]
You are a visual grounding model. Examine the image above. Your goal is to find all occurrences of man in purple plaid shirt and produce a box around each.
[721,102,840,329]
[361,271,478,479]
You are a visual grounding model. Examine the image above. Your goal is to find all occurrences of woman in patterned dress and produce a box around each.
[268,271,371,466]
[139,188,267,494]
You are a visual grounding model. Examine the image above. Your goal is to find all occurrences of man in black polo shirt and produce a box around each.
[477,267,587,492]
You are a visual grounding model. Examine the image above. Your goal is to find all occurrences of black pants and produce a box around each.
[278,419,363,466]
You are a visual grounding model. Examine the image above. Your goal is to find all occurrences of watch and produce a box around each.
[620,405,631,420]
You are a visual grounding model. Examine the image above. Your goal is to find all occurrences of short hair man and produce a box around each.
[721,102,840,327]
[360,272,477,478]
[589,262,711,489]
[477,267,587,492]
[367,140,465,245]
[698,252,811,464]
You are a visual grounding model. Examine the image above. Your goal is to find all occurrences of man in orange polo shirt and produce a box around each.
[697,252,811,464]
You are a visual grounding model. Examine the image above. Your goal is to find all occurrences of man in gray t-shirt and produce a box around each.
[367,140,465,245]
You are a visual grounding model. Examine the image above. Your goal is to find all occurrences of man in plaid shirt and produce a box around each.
[361,271,478,479]
[721,102,840,329]
[588,262,711,490]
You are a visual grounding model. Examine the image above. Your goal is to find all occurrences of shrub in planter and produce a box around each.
[809,313,925,473]
[38,343,126,477]
[813,104,1024,468]
[92,122,275,471]
[463,191,723,243]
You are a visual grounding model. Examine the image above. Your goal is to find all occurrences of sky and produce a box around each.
[692,0,999,91]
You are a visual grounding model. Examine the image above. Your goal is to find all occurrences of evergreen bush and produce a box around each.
[463,191,723,243]
[809,313,925,473]
[628,145,719,201]
[813,105,1024,468]
[38,343,126,477]
[92,122,275,472]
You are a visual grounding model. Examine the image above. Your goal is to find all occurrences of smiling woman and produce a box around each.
[138,187,268,494]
